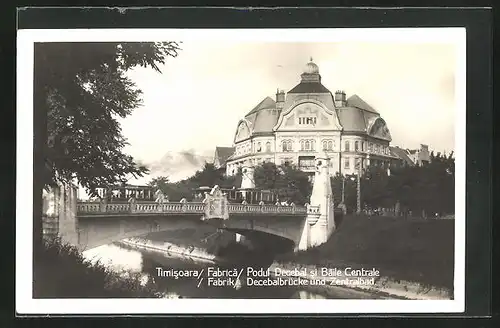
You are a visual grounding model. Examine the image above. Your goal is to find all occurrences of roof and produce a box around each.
[390,147,416,166]
[288,82,331,94]
[336,107,367,132]
[245,96,276,116]
[345,94,379,114]
[214,146,235,166]
[252,108,280,133]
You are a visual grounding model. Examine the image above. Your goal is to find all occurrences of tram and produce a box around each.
[192,186,279,205]
[95,184,156,202]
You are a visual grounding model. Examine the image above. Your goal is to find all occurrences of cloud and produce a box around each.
[120,40,458,163]
[140,149,213,182]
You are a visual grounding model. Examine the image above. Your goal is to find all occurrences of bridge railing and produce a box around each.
[77,201,307,215]
[106,203,132,213]
[227,204,307,215]
[77,201,207,215]
[77,202,101,213]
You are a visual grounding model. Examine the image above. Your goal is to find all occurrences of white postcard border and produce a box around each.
[16,27,466,314]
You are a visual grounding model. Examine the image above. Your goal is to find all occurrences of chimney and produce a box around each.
[276,89,285,110]
[334,90,347,107]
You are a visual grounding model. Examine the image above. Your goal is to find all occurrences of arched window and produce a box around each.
[282,140,292,152]
[305,140,310,151]
[256,142,262,152]
[322,141,328,151]
[355,141,359,151]
[282,141,287,152]
[265,142,271,152]
[328,141,333,150]
[345,141,350,152]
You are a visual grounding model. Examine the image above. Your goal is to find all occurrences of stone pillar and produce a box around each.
[42,183,79,247]
[240,165,255,201]
[99,197,107,212]
[297,152,336,251]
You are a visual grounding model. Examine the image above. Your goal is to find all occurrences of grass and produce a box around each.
[276,215,455,291]
[34,238,162,298]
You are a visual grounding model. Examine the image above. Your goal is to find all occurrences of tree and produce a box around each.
[37,42,181,195]
[147,176,170,193]
[222,167,243,189]
[330,173,357,213]
[279,163,313,205]
[254,162,283,190]
[254,162,312,205]
[34,42,181,251]
[361,166,392,210]
[190,162,225,188]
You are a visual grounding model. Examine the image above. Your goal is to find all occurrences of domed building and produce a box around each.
[215,58,397,177]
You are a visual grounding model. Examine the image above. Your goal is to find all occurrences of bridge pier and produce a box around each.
[297,153,336,251]
[42,182,79,247]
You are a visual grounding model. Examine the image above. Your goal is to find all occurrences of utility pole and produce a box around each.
[356,171,361,214]
[341,177,345,204]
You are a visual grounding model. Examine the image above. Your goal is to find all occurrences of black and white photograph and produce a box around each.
[17,26,466,314]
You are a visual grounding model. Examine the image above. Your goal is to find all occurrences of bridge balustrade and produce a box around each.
[183,203,205,212]
[77,202,101,213]
[77,201,306,216]
[106,203,131,213]
[135,203,158,213]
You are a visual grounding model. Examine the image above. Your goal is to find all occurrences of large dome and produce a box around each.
[303,58,319,74]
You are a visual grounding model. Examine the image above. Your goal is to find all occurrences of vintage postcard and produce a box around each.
[16,27,465,314]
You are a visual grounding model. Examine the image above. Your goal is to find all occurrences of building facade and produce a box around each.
[389,144,431,168]
[217,59,398,177]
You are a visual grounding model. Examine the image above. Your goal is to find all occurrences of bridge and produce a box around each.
[43,153,338,252]
[76,201,308,218]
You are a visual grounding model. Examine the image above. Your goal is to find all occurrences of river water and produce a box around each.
[82,243,379,299]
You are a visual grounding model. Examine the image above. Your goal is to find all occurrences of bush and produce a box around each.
[34,238,162,298]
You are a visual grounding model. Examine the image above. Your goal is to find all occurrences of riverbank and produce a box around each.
[276,215,455,293]
[34,238,162,298]
[117,237,217,263]
[118,236,451,300]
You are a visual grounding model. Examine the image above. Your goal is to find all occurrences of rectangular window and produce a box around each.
[344,158,350,169]
[355,158,361,170]
[345,141,350,152]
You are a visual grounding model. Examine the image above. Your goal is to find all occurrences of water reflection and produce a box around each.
[83,244,143,272]
[82,242,372,299]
